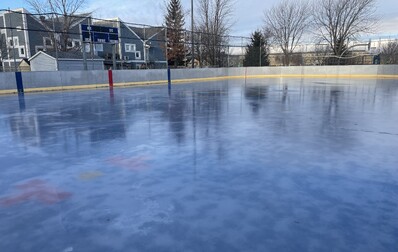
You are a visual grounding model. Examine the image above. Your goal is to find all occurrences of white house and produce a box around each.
[29,51,104,71]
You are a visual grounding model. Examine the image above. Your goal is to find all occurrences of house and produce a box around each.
[0,8,34,71]
[1,8,169,71]
[0,8,90,71]
[92,18,145,69]
[18,58,30,71]
[91,18,167,69]
[29,51,104,71]
[130,26,167,69]
[39,14,89,52]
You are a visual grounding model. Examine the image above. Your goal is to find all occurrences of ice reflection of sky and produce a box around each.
[0,78,397,252]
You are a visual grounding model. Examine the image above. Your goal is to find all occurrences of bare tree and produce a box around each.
[313,0,377,59]
[264,0,311,66]
[381,41,398,64]
[25,0,89,52]
[195,0,234,67]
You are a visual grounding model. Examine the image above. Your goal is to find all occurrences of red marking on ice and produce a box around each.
[0,179,72,207]
[107,155,151,171]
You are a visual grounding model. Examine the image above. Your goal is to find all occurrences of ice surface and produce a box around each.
[0,78,397,251]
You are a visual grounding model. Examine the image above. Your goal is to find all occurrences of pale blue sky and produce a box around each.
[2,0,398,37]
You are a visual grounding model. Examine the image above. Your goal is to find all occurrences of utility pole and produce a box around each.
[165,27,168,68]
[112,43,116,70]
[143,25,147,68]
[259,46,262,66]
[191,0,194,68]
[227,46,230,67]
[166,27,171,92]
[8,8,17,72]
[52,13,59,71]
[83,19,90,71]
[83,42,87,70]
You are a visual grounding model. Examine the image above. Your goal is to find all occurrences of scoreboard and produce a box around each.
[81,24,119,43]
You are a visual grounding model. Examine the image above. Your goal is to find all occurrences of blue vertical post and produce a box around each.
[15,72,24,94]
[167,67,171,91]
[18,93,26,111]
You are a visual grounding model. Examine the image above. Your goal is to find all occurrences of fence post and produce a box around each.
[108,69,114,87]
[167,67,171,91]
[15,71,24,94]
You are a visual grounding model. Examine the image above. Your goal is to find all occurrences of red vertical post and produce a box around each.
[108,69,114,87]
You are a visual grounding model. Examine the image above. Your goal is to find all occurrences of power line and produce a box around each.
[0,26,247,48]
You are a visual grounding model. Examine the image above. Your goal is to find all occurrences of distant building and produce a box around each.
[29,51,104,71]
[130,26,167,69]
[0,8,90,71]
[92,18,167,69]
[92,18,145,69]
[18,58,30,71]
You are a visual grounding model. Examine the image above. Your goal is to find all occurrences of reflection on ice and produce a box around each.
[106,155,151,172]
[0,78,397,251]
[78,171,104,181]
[0,179,72,206]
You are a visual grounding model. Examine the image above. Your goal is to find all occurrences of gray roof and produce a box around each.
[31,50,103,61]
[93,20,118,28]
[40,14,91,31]
[130,26,165,40]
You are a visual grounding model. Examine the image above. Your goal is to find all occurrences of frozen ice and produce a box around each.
[0,78,397,251]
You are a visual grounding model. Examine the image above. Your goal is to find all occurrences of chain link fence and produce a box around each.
[0,9,397,72]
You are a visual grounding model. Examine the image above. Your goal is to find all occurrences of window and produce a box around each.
[95,44,103,52]
[44,37,52,47]
[20,48,25,57]
[135,51,141,59]
[73,41,81,48]
[84,43,90,53]
[125,43,136,52]
[8,37,19,47]
[67,40,73,48]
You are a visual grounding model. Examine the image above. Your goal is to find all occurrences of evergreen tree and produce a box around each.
[165,0,186,67]
[243,31,269,67]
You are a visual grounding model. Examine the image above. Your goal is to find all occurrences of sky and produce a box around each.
[2,0,398,39]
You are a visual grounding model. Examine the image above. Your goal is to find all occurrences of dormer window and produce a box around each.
[125,43,136,52]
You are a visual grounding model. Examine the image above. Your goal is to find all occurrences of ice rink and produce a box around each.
[0,78,397,252]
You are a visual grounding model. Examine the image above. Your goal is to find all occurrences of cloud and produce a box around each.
[85,0,166,26]
[83,0,397,39]
[378,16,398,36]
